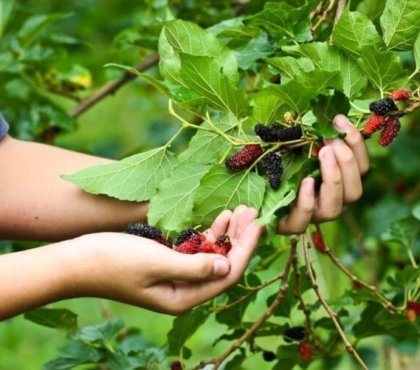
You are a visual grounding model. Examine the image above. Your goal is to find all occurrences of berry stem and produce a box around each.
[302,235,369,370]
[311,0,338,32]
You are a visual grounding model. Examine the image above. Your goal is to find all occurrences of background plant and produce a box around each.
[0,1,419,369]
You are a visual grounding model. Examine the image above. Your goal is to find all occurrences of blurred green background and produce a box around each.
[0,0,419,369]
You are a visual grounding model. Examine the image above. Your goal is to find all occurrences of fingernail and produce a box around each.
[333,116,350,132]
[302,177,314,195]
[321,147,336,165]
[213,258,230,276]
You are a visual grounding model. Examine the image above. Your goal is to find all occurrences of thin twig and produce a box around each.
[334,0,346,24]
[302,236,369,370]
[69,53,159,118]
[192,238,298,370]
[323,246,400,313]
[311,0,338,32]
[309,1,324,21]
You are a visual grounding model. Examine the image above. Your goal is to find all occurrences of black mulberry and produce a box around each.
[284,326,306,342]
[262,153,283,189]
[175,228,199,245]
[126,222,172,248]
[255,124,302,142]
[262,351,276,362]
[226,144,264,171]
[369,97,398,116]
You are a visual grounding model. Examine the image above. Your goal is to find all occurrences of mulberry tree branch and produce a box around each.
[302,236,368,370]
[192,238,298,370]
[69,53,159,118]
[311,0,338,32]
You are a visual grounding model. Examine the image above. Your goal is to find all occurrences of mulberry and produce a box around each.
[379,117,401,146]
[126,222,172,248]
[362,115,386,136]
[391,88,411,102]
[311,230,327,252]
[261,153,283,189]
[170,361,183,370]
[262,351,276,362]
[255,124,302,142]
[406,309,416,322]
[226,144,263,171]
[284,326,306,342]
[175,228,199,245]
[199,240,227,256]
[175,234,204,254]
[215,234,232,254]
[369,97,397,116]
[407,301,420,315]
[298,342,313,362]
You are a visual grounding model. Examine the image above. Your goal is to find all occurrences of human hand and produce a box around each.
[68,205,264,315]
[278,115,369,234]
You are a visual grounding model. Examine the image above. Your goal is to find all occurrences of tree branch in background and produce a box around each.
[69,53,159,118]
[302,235,369,370]
[334,0,346,24]
[311,0,338,33]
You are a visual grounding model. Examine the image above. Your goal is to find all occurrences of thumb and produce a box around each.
[161,253,230,281]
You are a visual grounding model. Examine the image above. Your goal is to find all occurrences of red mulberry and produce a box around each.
[362,115,386,136]
[369,97,397,116]
[261,153,283,189]
[199,240,227,256]
[298,342,313,361]
[407,301,420,315]
[226,144,263,171]
[175,234,205,254]
[255,123,302,142]
[215,234,232,254]
[175,228,199,245]
[126,222,172,248]
[311,230,327,252]
[379,117,401,146]
[170,361,183,370]
[391,88,411,102]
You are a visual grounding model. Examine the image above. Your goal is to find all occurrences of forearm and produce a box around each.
[0,136,148,240]
[0,239,85,320]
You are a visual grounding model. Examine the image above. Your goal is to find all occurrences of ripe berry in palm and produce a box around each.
[126,222,172,247]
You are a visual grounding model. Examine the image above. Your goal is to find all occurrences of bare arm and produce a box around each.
[0,136,148,240]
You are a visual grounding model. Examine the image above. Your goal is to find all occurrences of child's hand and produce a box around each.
[68,205,264,315]
[278,115,369,234]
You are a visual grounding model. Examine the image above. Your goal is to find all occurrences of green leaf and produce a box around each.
[251,88,284,124]
[79,319,124,344]
[380,0,420,50]
[332,9,383,56]
[283,43,368,98]
[296,70,343,93]
[393,266,420,287]
[63,147,176,202]
[164,19,239,84]
[266,56,315,82]
[414,32,420,76]
[269,80,318,114]
[413,202,420,221]
[384,217,419,249]
[18,13,72,47]
[148,162,211,231]
[247,2,312,43]
[193,165,266,228]
[358,48,408,93]
[353,302,419,341]
[178,117,235,164]
[179,54,250,118]
[24,308,78,333]
[257,182,296,226]
[167,306,209,356]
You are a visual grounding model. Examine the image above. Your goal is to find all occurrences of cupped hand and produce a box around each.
[73,205,264,315]
[278,115,369,234]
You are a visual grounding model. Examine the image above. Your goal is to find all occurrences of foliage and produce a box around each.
[2,0,420,369]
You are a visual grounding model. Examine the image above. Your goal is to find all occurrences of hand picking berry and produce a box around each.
[126,222,172,247]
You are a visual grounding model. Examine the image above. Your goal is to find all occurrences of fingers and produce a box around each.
[205,209,232,242]
[278,177,315,234]
[333,115,369,174]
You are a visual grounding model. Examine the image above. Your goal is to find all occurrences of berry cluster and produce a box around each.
[175,232,232,256]
[126,223,231,256]
[254,123,302,142]
[363,89,411,146]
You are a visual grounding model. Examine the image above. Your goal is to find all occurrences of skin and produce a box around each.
[0,114,368,320]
